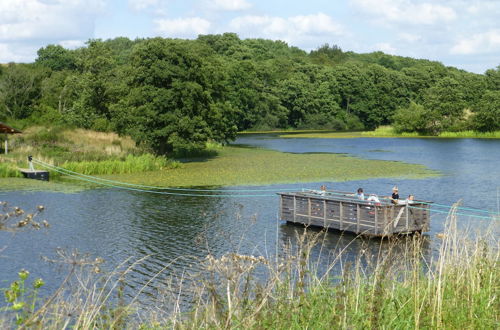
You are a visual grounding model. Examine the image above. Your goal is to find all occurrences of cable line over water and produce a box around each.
[32,159,303,193]
[32,158,499,220]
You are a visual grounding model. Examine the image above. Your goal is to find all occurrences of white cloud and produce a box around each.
[0,0,103,42]
[210,0,252,11]
[229,13,344,47]
[374,42,396,54]
[351,0,456,25]
[451,30,500,55]
[398,32,421,43]
[0,43,38,63]
[155,17,211,38]
[128,0,160,11]
[59,40,86,49]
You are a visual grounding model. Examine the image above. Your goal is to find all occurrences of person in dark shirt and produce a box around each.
[391,186,399,204]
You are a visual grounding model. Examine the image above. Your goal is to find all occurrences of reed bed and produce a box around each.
[1,207,498,329]
[59,154,176,176]
[0,162,22,178]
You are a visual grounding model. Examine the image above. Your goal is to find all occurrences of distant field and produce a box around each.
[279,126,500,139]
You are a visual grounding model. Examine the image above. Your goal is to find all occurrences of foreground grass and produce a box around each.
[1,209,498,329]
[106,145,437,187]
[280,126,500,139]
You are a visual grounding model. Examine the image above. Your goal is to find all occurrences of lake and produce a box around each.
[1,135,499,307]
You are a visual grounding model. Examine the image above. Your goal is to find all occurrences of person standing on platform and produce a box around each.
[390,186,400,204]
[28,155,35,171]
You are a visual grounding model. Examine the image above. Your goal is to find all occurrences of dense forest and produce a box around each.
[1,33,499,154]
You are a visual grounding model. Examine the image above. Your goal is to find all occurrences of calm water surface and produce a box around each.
[1,136,499,306]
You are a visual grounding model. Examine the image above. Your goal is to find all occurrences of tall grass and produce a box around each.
[59,154,178,176]
[0,162,22,178]
[361,126,500,138]
[173,213,499,329]
[1,209,498,329]
[438,130,500,138]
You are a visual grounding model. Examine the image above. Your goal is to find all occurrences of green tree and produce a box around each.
[113,38,237,154]
[0,64,46,120]
[65,40,119,130]
[485,65,500,90]
[393,102,438,134]
[423,77,466,131]
[471,91,500,131]
[35,45,76,71]
[309,44,347,66]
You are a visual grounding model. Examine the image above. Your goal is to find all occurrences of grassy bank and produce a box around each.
[1,210,498,328]
[0,127,177,180]
[279,126,500,139]
[1,126,437,190]
[239,128,332,134]
[106,145,437,187]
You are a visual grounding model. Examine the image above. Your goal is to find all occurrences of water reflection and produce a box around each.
[1,135,498,308]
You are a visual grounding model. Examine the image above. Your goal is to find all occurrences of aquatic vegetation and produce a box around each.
[108,146,437,187]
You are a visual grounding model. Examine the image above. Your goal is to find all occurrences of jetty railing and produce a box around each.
[278,191,431,236]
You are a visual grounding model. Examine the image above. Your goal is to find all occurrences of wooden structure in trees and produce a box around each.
[278,190,431,237]
[0,122,22,154]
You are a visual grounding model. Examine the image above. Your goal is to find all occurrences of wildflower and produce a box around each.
[33,278,45,289]
[18,269,30,280]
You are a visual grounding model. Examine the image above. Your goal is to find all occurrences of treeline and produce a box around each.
[1,33,499,153]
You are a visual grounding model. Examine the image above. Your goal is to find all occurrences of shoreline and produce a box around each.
[0,145,438,191]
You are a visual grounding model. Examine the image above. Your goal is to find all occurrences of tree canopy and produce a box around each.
[1,34,498,154]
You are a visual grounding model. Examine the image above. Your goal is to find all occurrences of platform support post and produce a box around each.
[339,201,343,230]
[356,204,360,233]
[323,200,327,227]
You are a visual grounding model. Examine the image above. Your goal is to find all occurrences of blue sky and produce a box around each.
[1,0,499,73]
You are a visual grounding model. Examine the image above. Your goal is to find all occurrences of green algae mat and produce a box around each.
[0,146,438,190]
[104,146,437,187]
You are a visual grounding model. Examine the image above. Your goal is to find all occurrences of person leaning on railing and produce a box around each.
[390,186,399,204]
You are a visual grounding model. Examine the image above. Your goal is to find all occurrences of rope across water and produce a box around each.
[31,158,499,220]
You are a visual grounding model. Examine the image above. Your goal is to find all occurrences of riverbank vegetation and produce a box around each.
[0,142,436,190]
[0,126,177,179]
[0,125,437,188]
[1,209,498,328]
[1,35,499,156]
[279,126,500,139]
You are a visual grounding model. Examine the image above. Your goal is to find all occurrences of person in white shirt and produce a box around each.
[356,188,364,200]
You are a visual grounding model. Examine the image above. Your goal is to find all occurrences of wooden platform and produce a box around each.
[278,191,431,237]
[19,169,50,181]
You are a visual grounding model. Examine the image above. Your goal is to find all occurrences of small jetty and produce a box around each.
[278,190,431,236]
[19,169,50,181]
